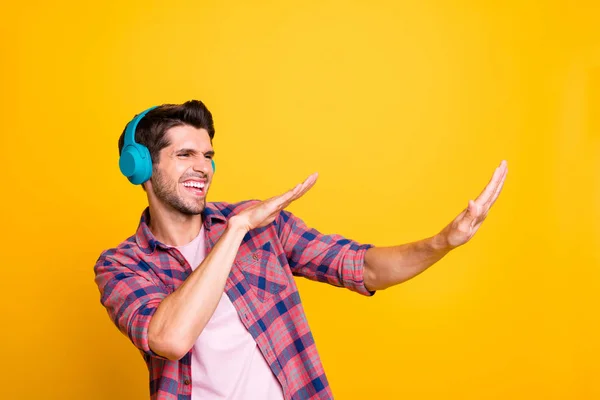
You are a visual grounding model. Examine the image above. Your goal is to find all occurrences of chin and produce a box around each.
[180,200,206,216]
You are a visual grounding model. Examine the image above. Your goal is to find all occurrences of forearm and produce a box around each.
[363,234,451,291]
[148,218,247,360]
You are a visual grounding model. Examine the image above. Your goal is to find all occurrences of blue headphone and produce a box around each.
[119,106,216,185]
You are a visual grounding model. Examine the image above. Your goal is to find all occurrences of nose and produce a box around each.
[193,156,212,175]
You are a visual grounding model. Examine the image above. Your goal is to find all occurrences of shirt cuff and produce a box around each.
[344,243,376,296]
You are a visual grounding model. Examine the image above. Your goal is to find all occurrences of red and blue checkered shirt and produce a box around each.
[94,201,374,399]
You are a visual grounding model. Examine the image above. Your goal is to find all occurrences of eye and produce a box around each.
[178,152,191,158]
[205,154,214,160]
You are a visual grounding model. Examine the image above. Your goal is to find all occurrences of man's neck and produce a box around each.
[147,203,204,247]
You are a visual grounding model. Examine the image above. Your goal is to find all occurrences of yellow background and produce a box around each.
[1,0,599,399]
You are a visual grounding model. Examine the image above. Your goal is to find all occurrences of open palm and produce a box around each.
[235,173,319,232]
[440,161,508,249]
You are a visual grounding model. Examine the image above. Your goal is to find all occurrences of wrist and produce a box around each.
[226,216,251,235]
[430,232,453,253]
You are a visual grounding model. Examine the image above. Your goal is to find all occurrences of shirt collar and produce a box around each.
[135,203,227,254]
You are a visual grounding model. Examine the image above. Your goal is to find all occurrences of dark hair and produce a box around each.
[118,99,215,164]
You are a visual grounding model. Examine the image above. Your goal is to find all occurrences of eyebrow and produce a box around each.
[176,148,215,157]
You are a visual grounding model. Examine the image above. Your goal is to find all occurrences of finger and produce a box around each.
[479,163,508,217]
[474,166,501,206]
[486,163,507,209]
[266,183,301,209]
[289,172,318,202]
[472,199,488,226]
[468,199,481,218]
[279,172,317,207]
[270,173,318,211]
[462,200,482,228]
[474,161,505,206]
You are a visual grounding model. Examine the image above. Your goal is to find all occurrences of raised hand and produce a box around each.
[229,173,319,232]
[438,160,508,249]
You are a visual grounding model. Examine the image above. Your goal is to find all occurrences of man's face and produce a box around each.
[146,125,214,215]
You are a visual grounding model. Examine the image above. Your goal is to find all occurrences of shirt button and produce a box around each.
[252,253,259,261]
[184,378,191,385]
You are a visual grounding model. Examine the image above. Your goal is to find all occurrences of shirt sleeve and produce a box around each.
[275,210,375,296]
[94,253,169,358]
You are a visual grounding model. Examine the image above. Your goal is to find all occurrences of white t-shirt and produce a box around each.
[176,227,284,400]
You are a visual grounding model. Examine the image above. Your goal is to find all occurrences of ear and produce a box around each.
[141,177,152,192]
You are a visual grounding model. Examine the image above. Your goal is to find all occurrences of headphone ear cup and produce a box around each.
[211,159,216,173]
[119,144,153,185]
[137,145,153,183]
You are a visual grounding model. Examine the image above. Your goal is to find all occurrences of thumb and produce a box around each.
[466,200,481,227]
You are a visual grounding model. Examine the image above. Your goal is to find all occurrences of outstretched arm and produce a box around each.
[363,161,508,291]
[144,174,318,360]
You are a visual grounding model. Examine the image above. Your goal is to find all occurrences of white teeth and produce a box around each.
[183,182,205,189]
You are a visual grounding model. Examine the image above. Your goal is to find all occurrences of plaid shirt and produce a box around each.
[94,200,374,400]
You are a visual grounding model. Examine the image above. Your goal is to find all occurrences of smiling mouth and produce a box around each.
[182,181,207,196]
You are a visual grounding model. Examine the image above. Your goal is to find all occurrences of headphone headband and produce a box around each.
[124,105,158,146]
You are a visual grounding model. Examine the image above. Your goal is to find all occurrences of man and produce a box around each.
[94,100,507,400]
